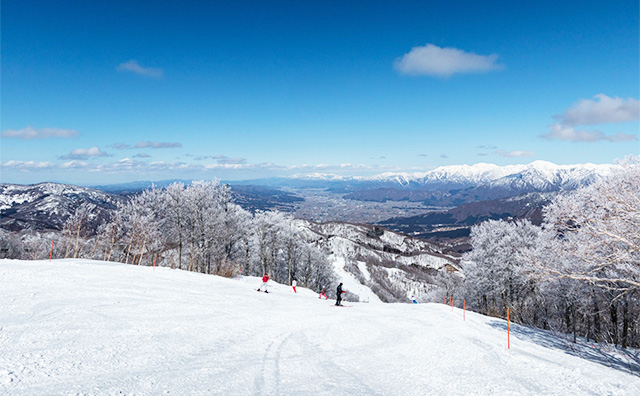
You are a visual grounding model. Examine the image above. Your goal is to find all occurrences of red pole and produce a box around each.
[153,254,157,270]
[463,299,466,321]
[443,296,446,304]
[49,240,53,261]
[507,308,511,349]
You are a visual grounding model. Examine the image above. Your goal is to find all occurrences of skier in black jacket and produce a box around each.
[336,283,344,306]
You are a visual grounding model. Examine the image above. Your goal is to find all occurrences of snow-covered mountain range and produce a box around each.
[296,160,618,191]
[338,161,618,205]
[0,183,124,232]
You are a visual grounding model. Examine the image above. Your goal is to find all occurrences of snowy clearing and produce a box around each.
[1,259,638,395]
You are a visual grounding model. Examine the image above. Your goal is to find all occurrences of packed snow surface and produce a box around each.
[1,259,638,395]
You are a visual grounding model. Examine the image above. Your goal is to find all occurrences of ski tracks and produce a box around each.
[253,330,382,396]
[254,331,292,396]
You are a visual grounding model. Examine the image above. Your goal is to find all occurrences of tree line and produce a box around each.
[1,180,335,292]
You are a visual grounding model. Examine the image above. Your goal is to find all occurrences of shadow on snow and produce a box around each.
[487,320,640,377]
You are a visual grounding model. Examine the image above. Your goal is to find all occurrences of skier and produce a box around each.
[292,279,297,293]
[318,287,328,300]
[411,295,418,304]
[257,272,269,293]
[335,283,345,306]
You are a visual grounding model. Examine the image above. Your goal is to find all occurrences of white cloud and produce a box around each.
[543,94,639,143]
[134,141,182,149]
[394,44,503,77]
[1,157,402,179]
[557,94,640,126]
[117,60,163,78]
[1,160,55,169]
[59,146,109,160]
[216,157,247,165]
[61,161,89,169]
[542,123,638,142]
[1,126,78,140]
[495,149,534,157]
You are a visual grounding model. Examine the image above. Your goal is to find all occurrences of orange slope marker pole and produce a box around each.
[507,308,511,349]
[153,253,157,270]
[463,299,466,321]
[49,240,54,261]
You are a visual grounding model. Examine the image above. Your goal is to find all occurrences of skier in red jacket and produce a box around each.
[257,273,269,293]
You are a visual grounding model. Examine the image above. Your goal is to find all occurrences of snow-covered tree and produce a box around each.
[61,203,93,258]
[543,158,640,293]
[163,182,188,269]
[463,219,542,321]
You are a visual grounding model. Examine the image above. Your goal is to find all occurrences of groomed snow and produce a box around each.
[1,259,638,395]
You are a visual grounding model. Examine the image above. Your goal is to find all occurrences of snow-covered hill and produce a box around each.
[0,183,124,232]
[1,259,637,395]
[295,220,460,302]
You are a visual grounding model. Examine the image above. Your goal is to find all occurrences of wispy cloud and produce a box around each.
[1,126,78,140]
[440,154,449,159]
[187,154,247,164]
[394,44,503,77]
[1,160,55,169]
[111,143,131,150]
[542,124,637,142]
[215,156,247,165]
[542,94,639,142]
[134,141,182,149]
[117,60,163,78]
[133,153,151,158]
[59,146,110,160]
[495,149,534,157]
[556,94,639,126]
[60,160,90,169]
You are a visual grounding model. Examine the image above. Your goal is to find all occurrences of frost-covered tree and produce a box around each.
[61,203,94,258]
[0,229,24,259]
[182,180,227,273]
[539,159,640,348]
[164,182,188,269]
[463,219,542,320]
[252,210,287,278]
[543,159,640,293]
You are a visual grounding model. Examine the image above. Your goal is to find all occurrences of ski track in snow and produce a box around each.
[1,259,639,396]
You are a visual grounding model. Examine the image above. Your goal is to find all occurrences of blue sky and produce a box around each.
[1,0,639,185]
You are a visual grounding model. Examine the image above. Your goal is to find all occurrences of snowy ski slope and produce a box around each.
[1,259,638,395]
